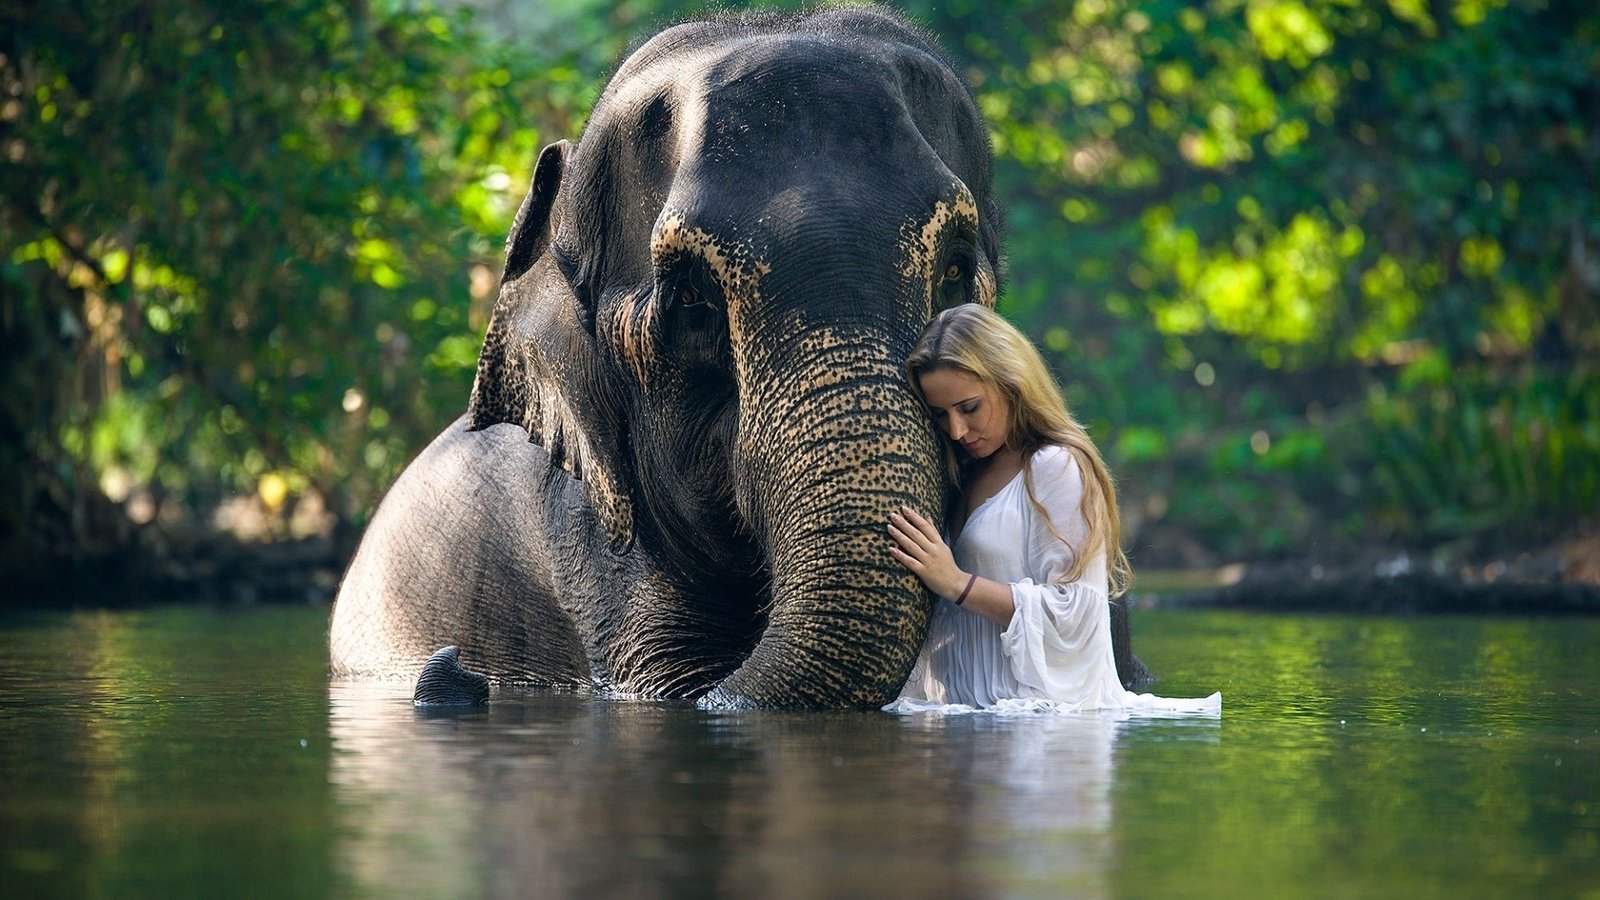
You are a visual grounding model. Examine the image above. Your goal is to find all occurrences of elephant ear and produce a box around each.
[467,140,636,550]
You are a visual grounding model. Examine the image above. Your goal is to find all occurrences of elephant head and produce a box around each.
[468,7,1002,709]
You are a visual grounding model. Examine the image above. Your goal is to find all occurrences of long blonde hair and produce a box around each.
[907,304,1132,597]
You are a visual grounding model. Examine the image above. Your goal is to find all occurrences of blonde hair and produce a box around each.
[907,304,1132,597]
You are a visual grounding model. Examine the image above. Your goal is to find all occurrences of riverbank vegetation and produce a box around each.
[3,0,1595,605]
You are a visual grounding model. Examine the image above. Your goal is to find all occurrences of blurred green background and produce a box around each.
[3,0,1595,600]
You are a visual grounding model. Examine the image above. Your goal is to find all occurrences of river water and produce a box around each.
[1,604,1596,898]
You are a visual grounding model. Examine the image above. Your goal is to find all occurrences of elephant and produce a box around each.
[328,5,1148,709]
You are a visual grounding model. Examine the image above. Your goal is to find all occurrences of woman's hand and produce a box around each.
[887,506,966,599]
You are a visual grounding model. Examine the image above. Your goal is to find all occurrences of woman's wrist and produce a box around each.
[953,572,978,606]
[941,571,963,599]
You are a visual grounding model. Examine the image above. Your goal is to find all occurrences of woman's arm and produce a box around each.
[1000,447,1123,700]
[887,507,1016,627]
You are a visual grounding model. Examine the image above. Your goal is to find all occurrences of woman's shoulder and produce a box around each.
[1028,443,1083,479]
[1026,443,1086,500]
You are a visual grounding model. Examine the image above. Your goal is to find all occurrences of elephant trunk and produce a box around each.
[700,323,946,709]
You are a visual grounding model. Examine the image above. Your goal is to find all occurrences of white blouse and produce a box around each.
[887,444,1221,716]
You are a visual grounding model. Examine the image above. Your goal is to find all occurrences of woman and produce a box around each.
[885,305,1220,714]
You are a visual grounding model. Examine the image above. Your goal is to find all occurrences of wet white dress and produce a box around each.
[887,445,1222,716]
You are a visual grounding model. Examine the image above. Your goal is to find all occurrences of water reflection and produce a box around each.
[326,682,1200,897]
[11,607,1595,898]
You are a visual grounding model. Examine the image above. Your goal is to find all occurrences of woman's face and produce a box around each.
[917,367,1011,460]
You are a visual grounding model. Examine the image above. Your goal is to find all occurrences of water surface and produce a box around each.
[1,605,1596,897]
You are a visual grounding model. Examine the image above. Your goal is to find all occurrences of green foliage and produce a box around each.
[1366,364,1600,540]
[1,0,595,555]
[904,0,1599,559]
[916,0,1597,359]
[2,0,1596,577]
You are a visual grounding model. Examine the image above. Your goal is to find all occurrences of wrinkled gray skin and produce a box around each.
[329,7,1145,709]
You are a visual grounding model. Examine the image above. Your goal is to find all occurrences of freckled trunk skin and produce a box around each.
[702,325,945,709]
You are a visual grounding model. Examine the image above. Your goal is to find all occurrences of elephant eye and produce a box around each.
[940,251,976,308]
[656,254,725,318]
